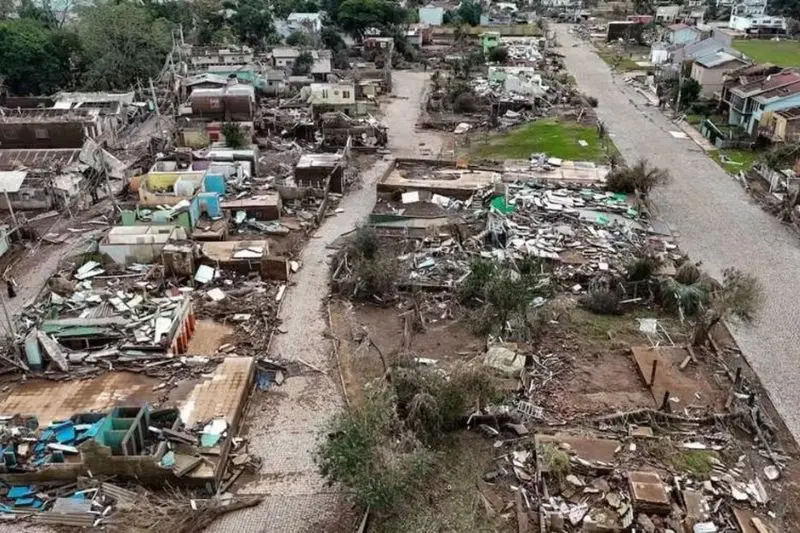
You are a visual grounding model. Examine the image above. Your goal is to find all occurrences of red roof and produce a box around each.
[757,80,800,102]
[734,71,800,96]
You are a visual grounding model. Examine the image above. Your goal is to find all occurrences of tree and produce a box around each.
[455,0,481,26]
[692,268,764,346]
[292,50,314,75]
[286,30,313,46]
[0,19,78,94]
[488,46,509,63]
[704,0,718,21]
[676,78,701,111]
[77,3,171,91]
[337,0,407,38]
[606,159,669,211]
[225,0,274,48]
[222,122,246,148]
[321,25,346,51]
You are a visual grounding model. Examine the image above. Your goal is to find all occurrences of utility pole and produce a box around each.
[149,77,160,116]
[0,293,20,359]
[674,67,683,113]
[3,190,18,235]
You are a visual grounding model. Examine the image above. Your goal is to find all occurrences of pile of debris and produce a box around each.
[379,181,672,291]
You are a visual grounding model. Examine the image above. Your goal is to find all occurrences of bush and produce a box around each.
[316,387,434,511]
[675,261,701,285]
[458,259,496,303]
[354,253,398,299]
[350,225,380,260]
[392,365,500,444]
[221,122,246,148]
[582,93,599,107]
[286,30,312,47]
[606,159,669,196]
[453,91,478,113]
[626,248,662,282]
[661,278,709,317]
[487,46,509,63]
[580,280,621,315]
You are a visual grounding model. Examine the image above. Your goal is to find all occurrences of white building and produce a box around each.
[418,6,444,26]
[729,14,787,33]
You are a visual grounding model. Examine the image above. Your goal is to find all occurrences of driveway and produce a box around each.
[555,24,800,441]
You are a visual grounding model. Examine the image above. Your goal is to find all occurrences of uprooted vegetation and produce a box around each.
[316,365,500,516]
[332,225,400,300]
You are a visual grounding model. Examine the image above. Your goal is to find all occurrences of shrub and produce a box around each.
[392,365,500,444]
[458,259,496,303]
[487,46,509,63]
[316,387,434,511]
[453,91,478,113]
[221,122,246,148]
[350,225,380,260]
[606,159,669,196]
[582,93,599,107]
[354,253,398,299]
[661,278,708,317]
[580,280,621,315]
[626,248,662,282]
[675,261,701,284]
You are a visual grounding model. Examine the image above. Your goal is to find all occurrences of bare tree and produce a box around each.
[692,267,764,346]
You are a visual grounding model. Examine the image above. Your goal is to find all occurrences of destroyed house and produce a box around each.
[759,106,800,142]
[0,108,106,150]
[99,226,188,266]
[309,83,360,117]
[295,152,346,193]
[188,46,254,68]
[0,356,254,489]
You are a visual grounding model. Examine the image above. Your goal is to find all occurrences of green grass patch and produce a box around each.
[685,114,704,125]
[472,118,615,162]
[708,148,760,175]
[375,433,511,533]
[733,39,800,67]
[595,48,642,72]
[670,450,718,478]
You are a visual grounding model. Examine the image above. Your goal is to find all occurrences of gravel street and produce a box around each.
[206,70,440,533]
[555,24,800,442]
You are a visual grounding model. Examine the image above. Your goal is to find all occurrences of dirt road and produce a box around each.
[207,71,440,533]
[555,24,800,442]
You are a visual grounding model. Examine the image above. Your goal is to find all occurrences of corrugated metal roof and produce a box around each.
[0,171,28,193]
[695,51,743,68]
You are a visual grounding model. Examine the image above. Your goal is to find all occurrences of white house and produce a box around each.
[418,5,444,26]
[729,14,787,33]
[309,83,356,105]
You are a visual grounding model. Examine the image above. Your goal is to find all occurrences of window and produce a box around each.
[34,128,49,140]
[2,129,18,140]
[209,98,222,109]
[322,89,329,99]
[342,91,351,99]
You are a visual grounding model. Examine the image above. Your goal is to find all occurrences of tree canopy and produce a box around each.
[77,3,172,90]
[337,0,408,38]
[455,0,481,26]
[0,18,79,94]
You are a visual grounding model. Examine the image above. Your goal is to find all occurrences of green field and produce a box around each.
[733,39,800,67]
[708,148,761,175]
[472,119,613,162]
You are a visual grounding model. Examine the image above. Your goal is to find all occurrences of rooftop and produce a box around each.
[296,153,343,168]
[0,148,82,171]
[755,79,800,102]
[0,107,99,122]
[695,51,746,68]
[776,106,800,120]
[733,70,800,97]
